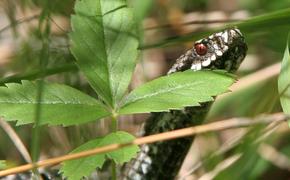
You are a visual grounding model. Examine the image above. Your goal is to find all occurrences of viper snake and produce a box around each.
[123,28,248,180]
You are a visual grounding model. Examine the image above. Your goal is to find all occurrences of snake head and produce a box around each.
[168,28,247,74]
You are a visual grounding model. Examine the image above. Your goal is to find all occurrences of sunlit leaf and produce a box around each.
[119,70,235,114]
[0,81,110,126]
[70,0,139,108]
[278,35,290,124]
[60,131,139,180]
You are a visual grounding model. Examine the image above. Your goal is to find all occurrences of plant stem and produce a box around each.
[31,11,51,178]
[111,114,118,132]
[111,162,117,180]
[111,114,118,180]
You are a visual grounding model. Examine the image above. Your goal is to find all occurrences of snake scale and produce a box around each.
[123,28,247,180]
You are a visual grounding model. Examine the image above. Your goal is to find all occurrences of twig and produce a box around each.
[198,154,242,180]
[229,62,281,92]
[0,14,39,35]
[48,17,68,34]
[110,114,118,180]
[258,143,290,171]
[0,119,32,163]
[0,112,288,177]
[216,62,281,101]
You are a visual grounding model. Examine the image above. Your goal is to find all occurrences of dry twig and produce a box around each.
[0,14,39,34]
[228,62,280,93]
[258,143,290,171]
[0,119,32,163]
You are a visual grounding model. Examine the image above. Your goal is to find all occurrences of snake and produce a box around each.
[122,28,247,180]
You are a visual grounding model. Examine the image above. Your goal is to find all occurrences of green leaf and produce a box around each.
[278,35,290,124]
[60,131,139,180]
[119,70,235,114]
[100,131,139,164]
[0,160,6,170]
[70,0,139,108]
[0,81,110,126]
[132,0,153,22]
[60,137,105,180]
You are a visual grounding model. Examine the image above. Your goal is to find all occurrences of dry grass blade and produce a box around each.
[0,113,288,177]
[0,118,32,163]
[0,14,39,34]
[198,154,242,180]
[228,62,281,93]
[258,143,290,171]
[215,62,281,103]
[179,119,283,179]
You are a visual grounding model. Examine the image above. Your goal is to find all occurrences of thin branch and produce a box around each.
[230,62,281,92]
[0,14,39,35]
[198,154,242,180]
[48,17,68,34]
[0,119,32,163]
[217,62,281,101]
[258,143,290,171]
[0,113,288,177]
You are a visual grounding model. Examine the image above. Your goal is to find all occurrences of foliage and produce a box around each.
[0,1,235,127]
[278,35,290,124]
[0,0,290,179]
[70,0,139,108]
[0,80,110,126]
[0,0,237,179]
[131,0,154,23]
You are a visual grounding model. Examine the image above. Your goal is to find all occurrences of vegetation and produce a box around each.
[0,0,290,179]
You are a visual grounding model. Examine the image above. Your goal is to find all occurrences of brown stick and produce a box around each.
[0,14,39,34]
[0,113,288,177]
[0,119,32,163]
[230,62,281,91]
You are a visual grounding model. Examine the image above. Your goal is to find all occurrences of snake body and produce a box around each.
[123,28,247,180]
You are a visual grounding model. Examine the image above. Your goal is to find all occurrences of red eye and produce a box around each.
[195,43,207,55]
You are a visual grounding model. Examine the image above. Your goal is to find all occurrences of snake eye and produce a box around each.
[195,43,207,56]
